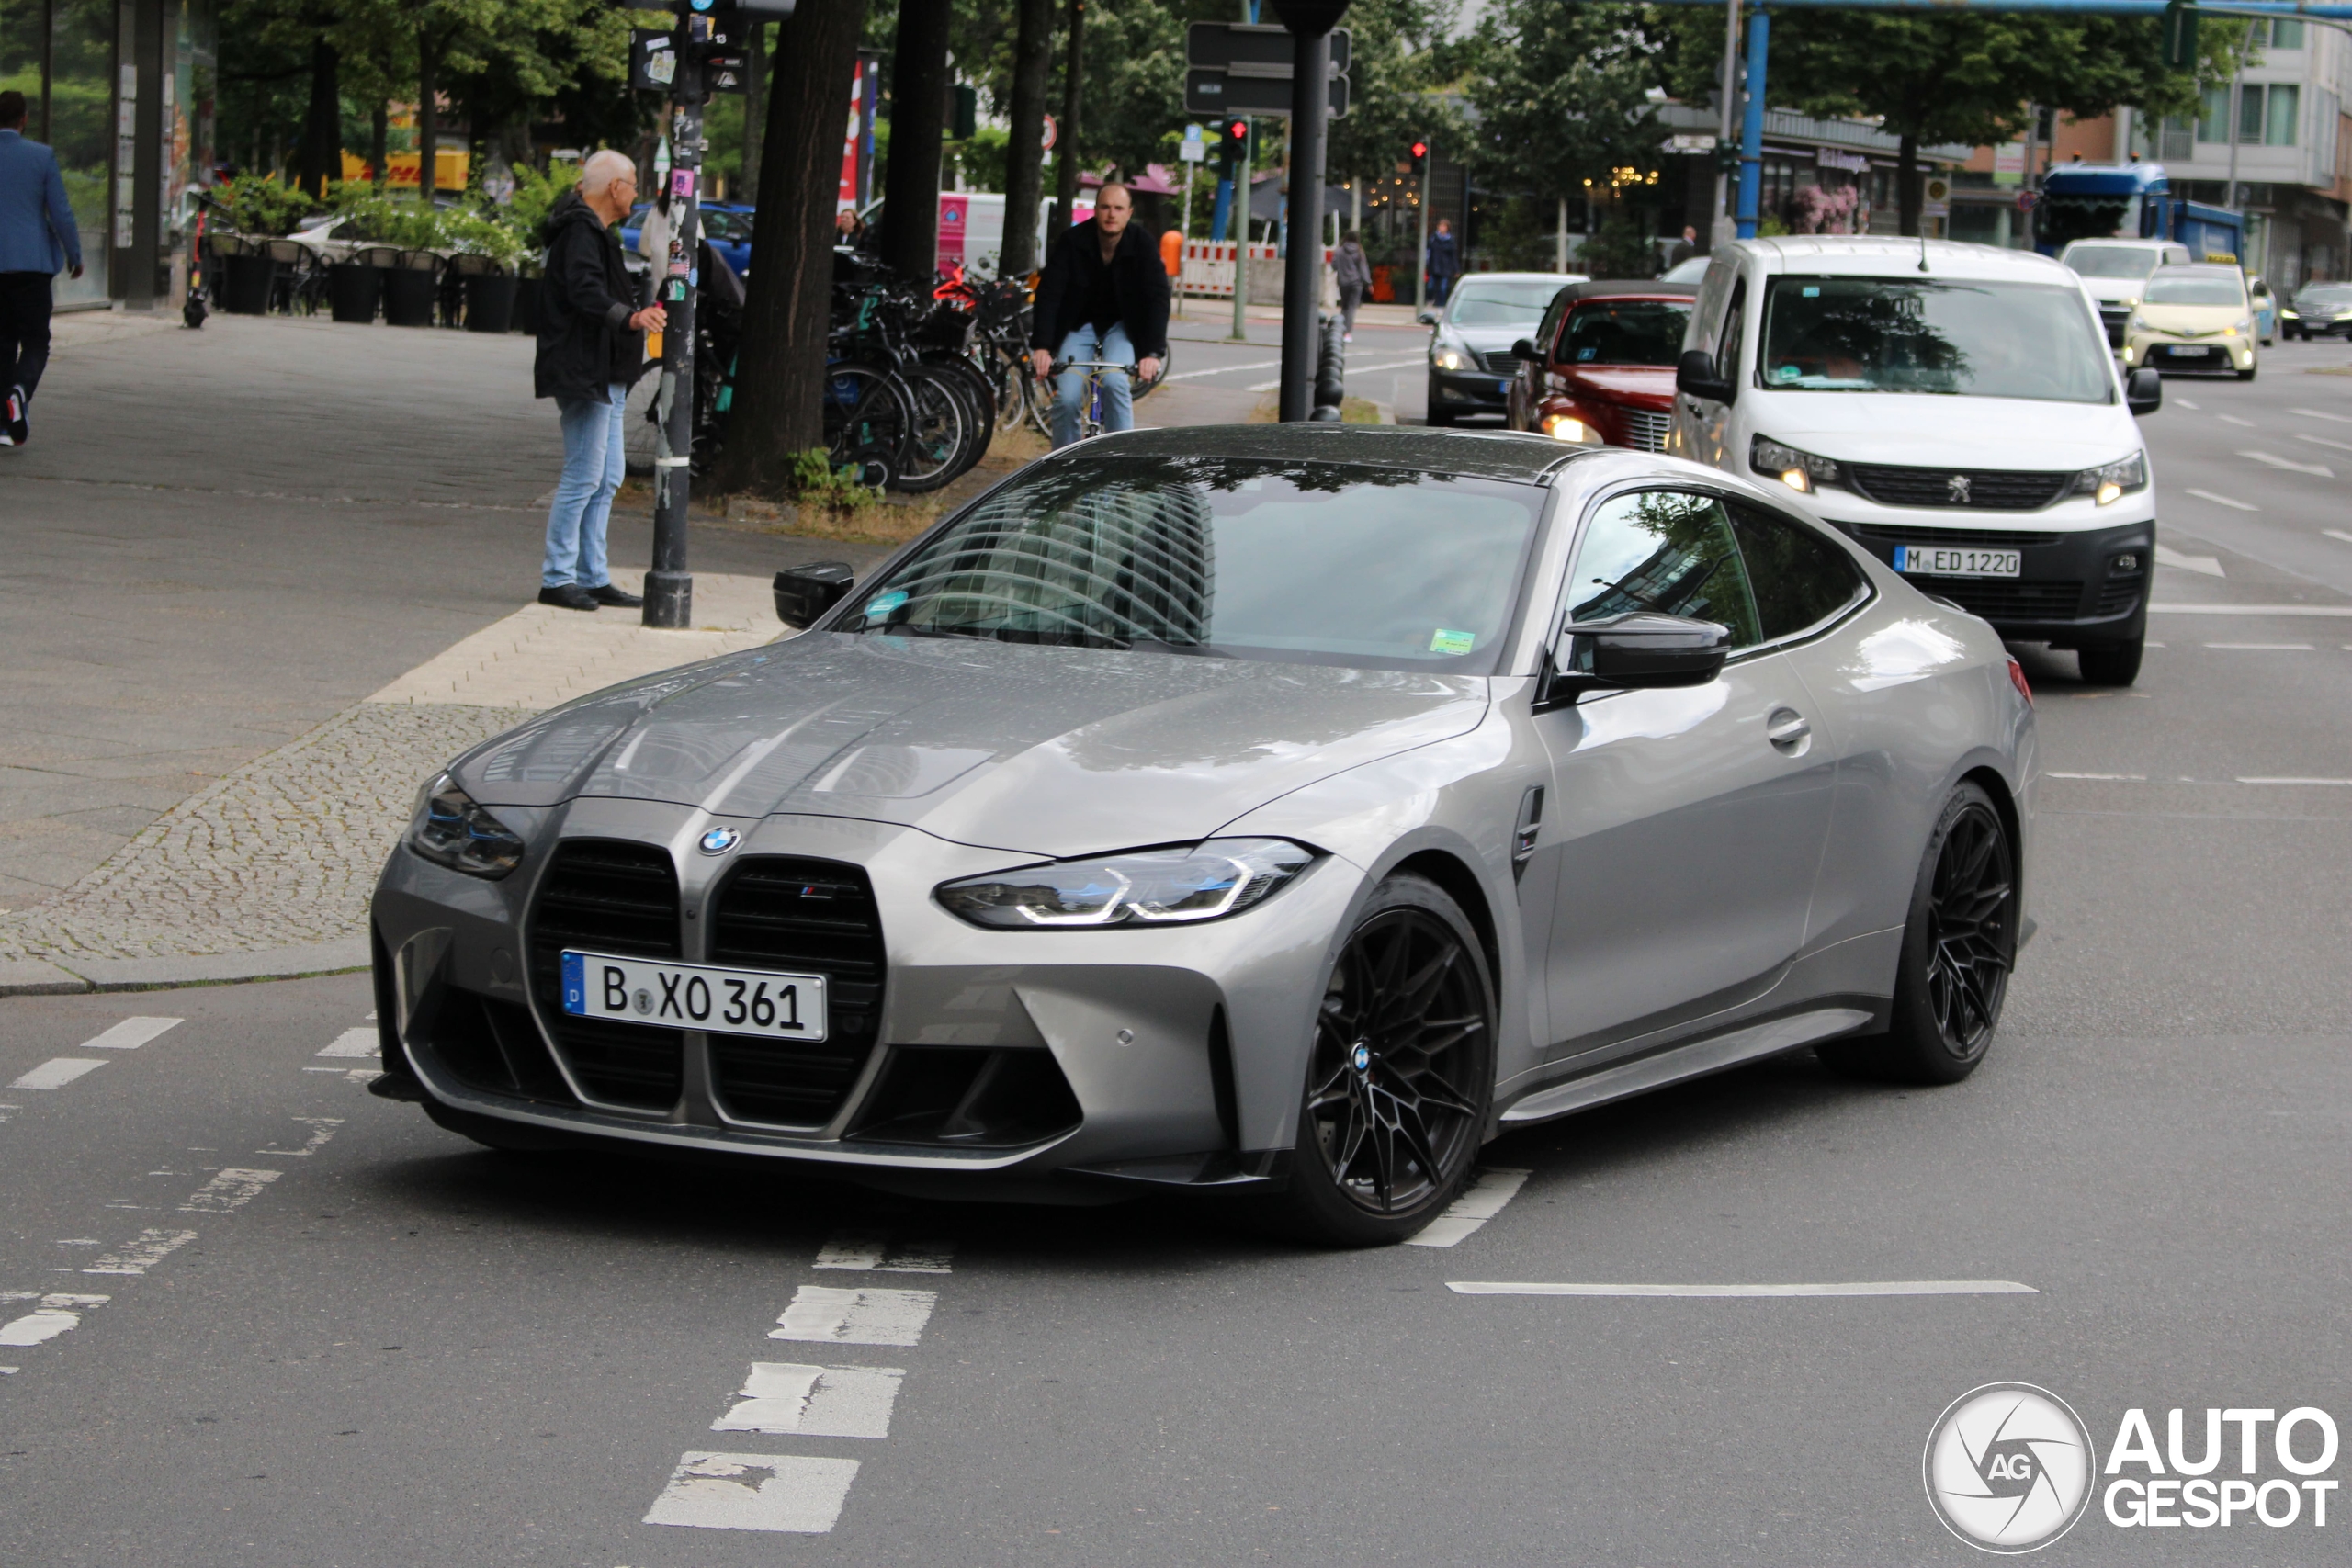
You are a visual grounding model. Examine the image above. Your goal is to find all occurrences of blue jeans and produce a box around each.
[543,381,627,589]
[1049,322,1136,449]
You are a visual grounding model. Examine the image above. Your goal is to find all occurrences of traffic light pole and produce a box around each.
[646,6,707,630]
[1229,118,1250,342]
[1277,15,1335,422]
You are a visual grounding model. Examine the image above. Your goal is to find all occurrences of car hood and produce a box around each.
[1561,366,1675,404]
[2138,304,2245,332]
[2077,276,2155,303]
[1450,322,1545,353]
[455,633,1490,858]
[1747,390,2140,471]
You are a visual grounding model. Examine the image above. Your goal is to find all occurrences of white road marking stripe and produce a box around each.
[2235,776,2352,785]
[84,1228,197,1275]
[2216,412,2255,426]
[256,1117,341,1157]
[2154,544,2224,577]
[2293,431,2352,454]
[1448,1279,2038,1298]
[711,1361,906,1438]
[2239,448,2334,476]
[1406,1168,1532,1247]
[644,1452,860,1533]
[179,1168,282,1212]
[316,1029,379,1058]
[80,1017,181,1051]
[2290,405,2352,423]
[771,1284,937,1347]
[0,1293,111,1347]
[2181,488,2258,511]
[1246,355,1428,392]
[2203,642,2313,650]
[11,1058,106,1090]
[2048,772,2147,780]
[2175,398,2201,410]
[2326,529,2352,545]
[1162,356,1283,380]
[814,1234,955,1273]
[2151,603,2352,615]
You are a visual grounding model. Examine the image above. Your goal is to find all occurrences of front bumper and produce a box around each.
[371,798,1359,1194]
[1828,514,2154,649]
[2123,333,2255,372]
[1430,363,1512,414]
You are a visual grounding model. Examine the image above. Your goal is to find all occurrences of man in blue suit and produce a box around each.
[0,89,85,447]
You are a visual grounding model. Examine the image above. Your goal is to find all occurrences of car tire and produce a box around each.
[2237,365,2257,380]
[1818,783,2017,1087]
[423,1096,580,1154]
[2076,638,2143,685]
[1264,873,1495,1247]
[1426,405,1455,428]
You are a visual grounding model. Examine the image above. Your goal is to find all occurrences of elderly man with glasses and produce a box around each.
[532,149,666,611]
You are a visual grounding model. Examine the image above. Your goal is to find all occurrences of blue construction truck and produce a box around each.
[2031,163,2246,342]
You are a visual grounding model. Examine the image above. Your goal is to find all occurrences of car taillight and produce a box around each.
[2007,656,2032,707]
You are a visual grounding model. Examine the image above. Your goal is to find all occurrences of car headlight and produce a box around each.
[1431,344,1470,372]
[409,773,526,878]
[935,839,1316,929]
[1749,434,1841,494]
[2073,451,2147,507]
[2282,309,2300,320]
[1542,409,1603,444]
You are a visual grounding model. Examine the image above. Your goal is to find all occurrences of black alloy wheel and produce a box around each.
[1820,782,2017,1085]
[1273,874,1494,1245]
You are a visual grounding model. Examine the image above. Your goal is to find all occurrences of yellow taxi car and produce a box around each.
[2121,265,2257,380]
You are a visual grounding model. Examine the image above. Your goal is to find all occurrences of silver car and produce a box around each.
[369,425,2036,1245]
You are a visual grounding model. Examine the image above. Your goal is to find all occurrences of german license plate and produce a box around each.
[560,951,828,1042]
[1893,546,2021,578]
[2169,344,2214,357]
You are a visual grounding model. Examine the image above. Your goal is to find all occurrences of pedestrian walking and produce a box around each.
[1425,217,1458,309]
[533,149,665,612]
[1028,181,1169,449]
[0,89,84,448]
[1668,224,1701,268]
[1332,229,1370,341]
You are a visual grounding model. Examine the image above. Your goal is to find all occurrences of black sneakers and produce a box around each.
[1,385,23,446]
[588,582,644,608]
[537,584,599,611]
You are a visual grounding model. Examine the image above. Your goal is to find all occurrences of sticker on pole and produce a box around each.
[671,169,695,199]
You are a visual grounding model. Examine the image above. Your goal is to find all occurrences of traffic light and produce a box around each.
[952,84,978,141]
[1409,139,1429,176]
[1224,118,1251,168]
[2161,0,2198,70]
[1715,141,1743,175]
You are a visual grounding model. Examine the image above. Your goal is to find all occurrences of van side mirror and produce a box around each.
[1676,348,1734,403]
[774,561,855,628]
[1547,612,1730,700]
[2125,367,2162,417]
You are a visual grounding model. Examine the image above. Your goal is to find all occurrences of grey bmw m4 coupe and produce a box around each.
[370,424,2036,1245]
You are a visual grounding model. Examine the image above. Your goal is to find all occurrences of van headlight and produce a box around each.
[1750,435,1842,494]
[2074,452,2147,507]
[935,840,1316,929]
[409,773,526,878]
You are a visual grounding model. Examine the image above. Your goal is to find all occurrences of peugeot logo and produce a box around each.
[1946,473,1973,504]
[698,826,741,855]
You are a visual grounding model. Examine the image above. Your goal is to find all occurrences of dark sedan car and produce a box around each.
[1424,272,1586,424]
[2281,281,2352,340]
[1506,279,1697,453]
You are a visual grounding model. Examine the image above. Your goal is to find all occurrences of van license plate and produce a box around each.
[560,951,828,1042]
[1894,546,2021,579]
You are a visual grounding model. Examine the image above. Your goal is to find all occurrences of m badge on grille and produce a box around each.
[1946,473,1973,504]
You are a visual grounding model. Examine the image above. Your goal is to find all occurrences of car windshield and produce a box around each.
[1758,276,2110,402]
[845,456,1546,672]
[2143,274,2245,306]
[2064,245,2162,279]
[2295,285,2352,307]
[1450,281,1567,324]
[1561,300,1692,367]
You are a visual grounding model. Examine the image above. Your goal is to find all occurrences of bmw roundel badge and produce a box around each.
[698,826,741,855]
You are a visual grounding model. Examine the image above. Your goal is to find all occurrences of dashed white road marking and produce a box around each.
[2290,405,2352,423]
[2048,772,2147,781]
[1407,1168,1532,1247]
[2216,413,2256,427]
[84,1228,197,1276]
[2204,642,2313,651]
[2181,488,2258,512]
[1247,355,1425,390]
[2235,775,2352,786]
[2152,602,2352,615]
[0,1293,111,1347]
[644,1453,861,1533]
[317,1029,379,1059]
[2293,431,2352,455]
[256,1117,341,1157]
[2240,449,2334,477]
[771,1284,937,1347]
[2175,398,2202,410]
[180,1168,282,1212]
[1162,355,1283,380]
[1447,1279,2038,1298]
[80,1017,181,1051]
[712,1361,906,1438]
[2155,543,2224,577]
[11,1058,106,1090]
[2324,529,2352,546]
[815,1235,955,1273]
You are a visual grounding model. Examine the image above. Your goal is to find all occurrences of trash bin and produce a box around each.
[327,262,382,323]
[221,253,274,315]
[463,274,519,334]
[383,253,441,327]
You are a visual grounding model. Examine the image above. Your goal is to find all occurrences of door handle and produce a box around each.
[1767,708,1811,751]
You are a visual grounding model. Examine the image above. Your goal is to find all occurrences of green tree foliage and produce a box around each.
[1464,0,1669,206]
[1326,0,1463,194]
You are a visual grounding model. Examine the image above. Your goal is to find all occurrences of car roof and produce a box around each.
[1453,272,1587,286]
[1057,423,1591,484]
[2062,237,2177,250]
[1737,236,2079,284]
[1559,279,1699,303]
[2155,264,2245,281]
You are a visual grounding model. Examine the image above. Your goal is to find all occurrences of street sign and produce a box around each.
[1921,175,1951,220]
[1183,21,1351,118]
[1180,124,1206,163]
[1662,133,1718,153]
[1186,65,1350,117]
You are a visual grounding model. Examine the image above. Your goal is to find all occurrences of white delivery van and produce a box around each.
[1670,236,2163,685]
[2056,236,2194,344]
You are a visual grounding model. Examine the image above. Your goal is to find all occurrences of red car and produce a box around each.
[1505,279,1699,452]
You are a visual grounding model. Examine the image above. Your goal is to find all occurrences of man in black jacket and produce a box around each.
[1027,183,1169,447]
[533,149,665,611]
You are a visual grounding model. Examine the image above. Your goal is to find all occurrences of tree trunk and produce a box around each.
[371,101,389,191]
[1051,0,1085,234]
[300,37,340,199]
[881,0,953,280]
[418,28,439,209]
[741,20,768,198]
[710,0,869,497]
[1000,0,1054,277]
[1896,131,1919,238]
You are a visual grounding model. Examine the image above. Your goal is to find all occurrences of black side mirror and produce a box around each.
[2125,367,2162,417]
[1549,612,1730,699]
[1417,310,1438,326]
[774,561,855,628]
[1511,337,1540,363]
[1676,348,1734,403]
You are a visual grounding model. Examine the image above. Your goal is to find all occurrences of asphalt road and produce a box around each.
[5,340,2350,1566]
[1165,312,1435,423]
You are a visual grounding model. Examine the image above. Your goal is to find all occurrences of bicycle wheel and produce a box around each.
[623,370,667,478]
[1136,342,1171,400]
[823,363,907,489]
[988,344,1037,434]
[925,355,996,479]
[889,366,968,493]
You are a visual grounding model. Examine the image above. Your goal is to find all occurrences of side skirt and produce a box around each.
[1497,1002,1883,1127]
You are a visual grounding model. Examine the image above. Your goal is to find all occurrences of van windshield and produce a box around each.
[2064,245,2162,279]
[1758,276,2111,402]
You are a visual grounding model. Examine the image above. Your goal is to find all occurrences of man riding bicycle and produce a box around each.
[1028,182,1169,448]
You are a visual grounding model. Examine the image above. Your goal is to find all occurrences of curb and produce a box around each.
[0,937,371,998]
